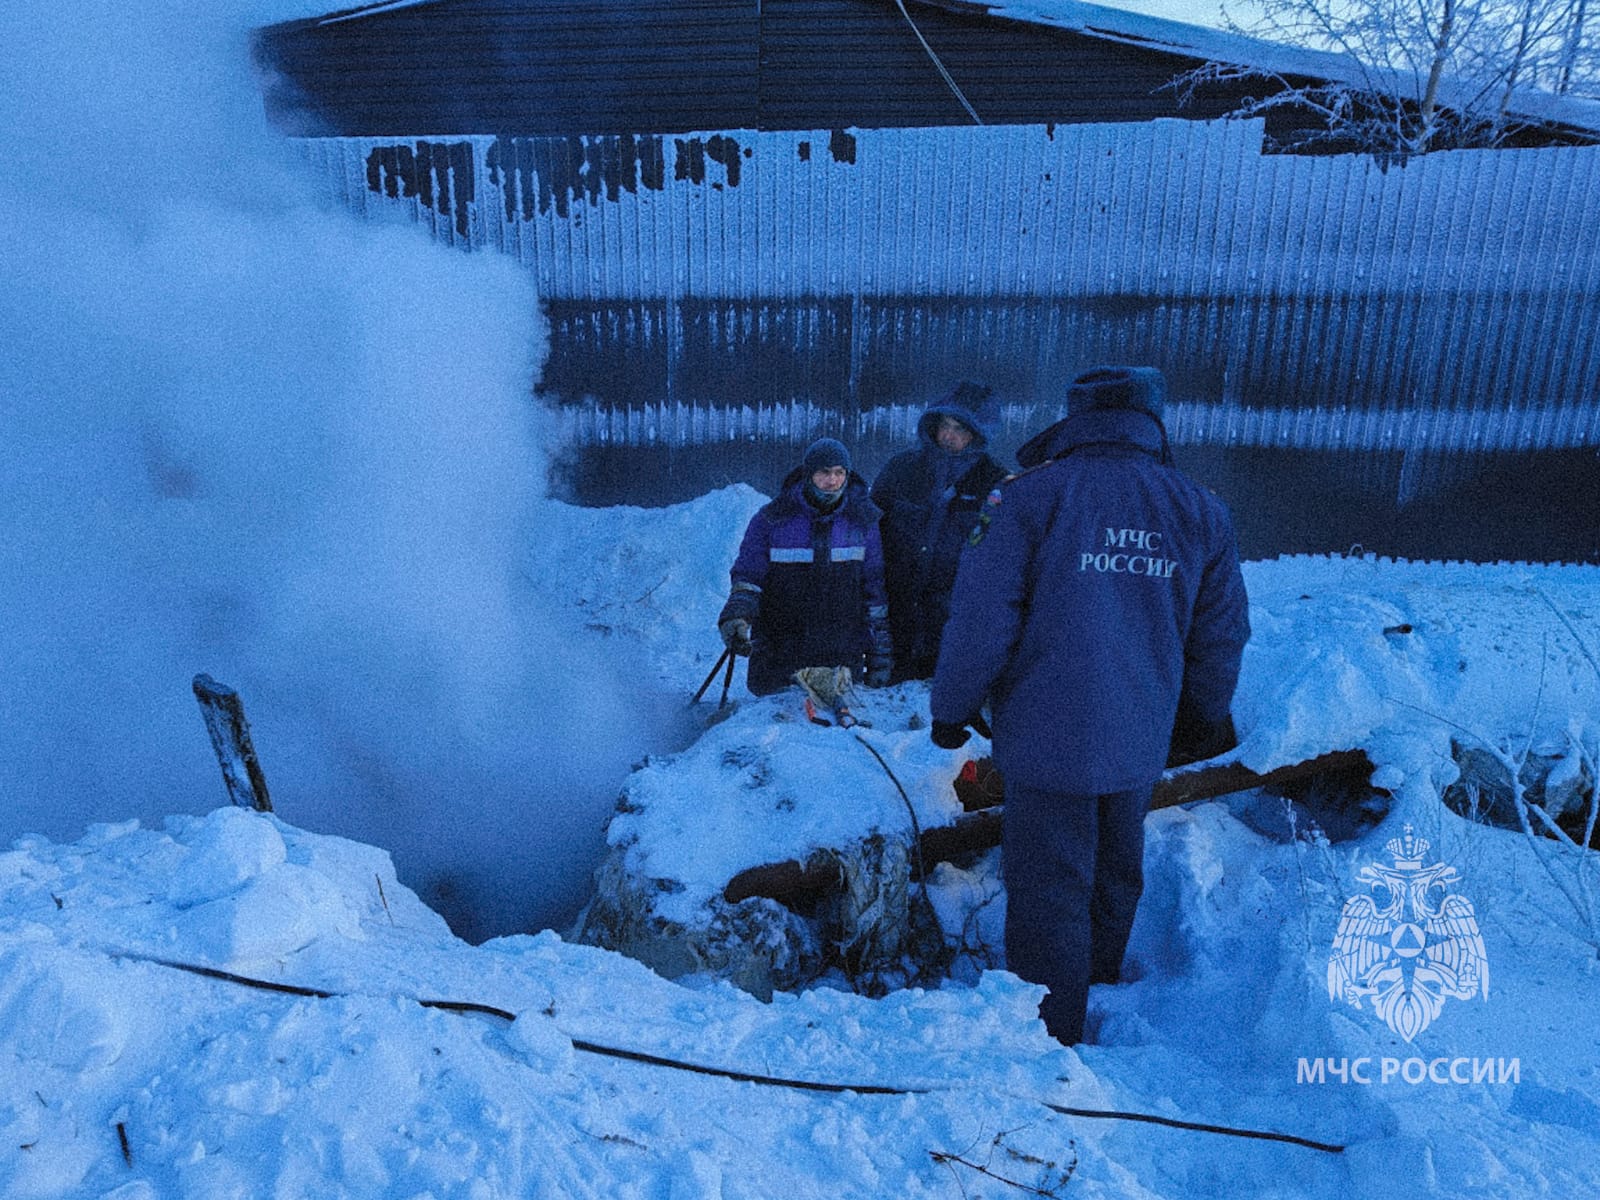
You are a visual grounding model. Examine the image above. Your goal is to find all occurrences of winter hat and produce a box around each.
[801,437,852,474]
[1067,366,1166,419]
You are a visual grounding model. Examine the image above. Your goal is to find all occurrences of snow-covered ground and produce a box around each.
[5,490,1599,1198]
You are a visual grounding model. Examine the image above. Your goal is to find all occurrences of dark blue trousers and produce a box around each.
[1001,782,1152,1045]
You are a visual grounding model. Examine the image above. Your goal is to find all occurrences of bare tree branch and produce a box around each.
[1167,0,1599,155]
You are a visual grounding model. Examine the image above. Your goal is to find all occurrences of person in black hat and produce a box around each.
[930,365,1250,1045]
[871,382,1008,681]
[717,438,893,696]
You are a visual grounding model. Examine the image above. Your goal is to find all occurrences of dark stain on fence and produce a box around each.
[364,140,475,237]
[485,135,668,220]
[674,135,745,188]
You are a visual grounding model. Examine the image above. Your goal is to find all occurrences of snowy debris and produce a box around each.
[575,684,965,998]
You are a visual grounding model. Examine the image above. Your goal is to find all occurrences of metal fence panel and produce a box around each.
[294,121,1600,450]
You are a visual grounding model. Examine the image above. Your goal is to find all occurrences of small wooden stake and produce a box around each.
[192,674,273,813]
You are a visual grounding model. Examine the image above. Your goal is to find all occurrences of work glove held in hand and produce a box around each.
[931,720,972,750]
[719,618,753,655]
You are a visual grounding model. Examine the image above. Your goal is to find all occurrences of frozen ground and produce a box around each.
[2,490,1599,1198]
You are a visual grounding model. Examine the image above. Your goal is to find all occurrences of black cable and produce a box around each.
[119,954,912,1095]
[126,954,336,998]
[417,999,910,1094]
[112,954,1345,1152]
[890,0,982,124]
[1047,1105,1345,1156]
[853,732,927,880]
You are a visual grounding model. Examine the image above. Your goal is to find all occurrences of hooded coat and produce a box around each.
[720,468,891,696]
[870,404,1007,679]
[930,405,1249,794]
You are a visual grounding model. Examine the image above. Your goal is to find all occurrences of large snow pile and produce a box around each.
[3,492,1599,1198]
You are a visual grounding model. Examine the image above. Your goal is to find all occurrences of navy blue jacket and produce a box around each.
[931,407,1249,794]
[720,470,891,695]
[871,405,1008,678]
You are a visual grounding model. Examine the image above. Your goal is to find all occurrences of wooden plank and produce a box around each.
[192,674,274,813]
[954,748,1375,814]
[1151,749,1374,811]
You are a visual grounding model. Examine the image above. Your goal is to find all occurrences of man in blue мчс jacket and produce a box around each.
[930,366,1250,1045]
[718,438,894,696]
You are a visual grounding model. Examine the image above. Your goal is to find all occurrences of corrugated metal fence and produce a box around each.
[294,119,1600,451]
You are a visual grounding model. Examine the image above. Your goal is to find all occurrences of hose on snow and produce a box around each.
[110,951,1346,1154]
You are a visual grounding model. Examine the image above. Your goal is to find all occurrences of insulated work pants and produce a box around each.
[1000,782,1152,1045]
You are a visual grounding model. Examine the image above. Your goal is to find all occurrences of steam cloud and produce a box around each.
[0,0,666,938]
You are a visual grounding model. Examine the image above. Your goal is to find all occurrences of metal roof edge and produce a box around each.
[918,0,1600,135]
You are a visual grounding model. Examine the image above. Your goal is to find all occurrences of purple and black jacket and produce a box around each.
[720,469,892,696]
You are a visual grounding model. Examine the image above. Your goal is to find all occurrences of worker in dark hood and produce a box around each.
[871,382,1007,680]
[930,366,1249,1045]
[718,438,893,696]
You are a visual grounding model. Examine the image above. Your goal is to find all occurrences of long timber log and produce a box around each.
[722,749,1374,906]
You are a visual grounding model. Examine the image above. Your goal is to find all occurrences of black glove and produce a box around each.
[719,618,753,655]
[1166,712,1238,769]
[931,720,973,750]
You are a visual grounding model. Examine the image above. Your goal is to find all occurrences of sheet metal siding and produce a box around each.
[302,121,1600,300]
[297,120,1600,449]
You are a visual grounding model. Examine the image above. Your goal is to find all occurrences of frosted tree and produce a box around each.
[1556,0,1600,93]
[1173,0,1599,155]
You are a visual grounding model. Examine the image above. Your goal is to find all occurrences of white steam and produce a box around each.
[1,0,664,937]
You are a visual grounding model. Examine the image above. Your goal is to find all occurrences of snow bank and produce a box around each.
[536,484,768,689]
[0,807,1109,1200]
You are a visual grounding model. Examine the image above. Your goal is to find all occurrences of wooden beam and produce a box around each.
[1151,749,1374,812]
[723,851,842,905]
[722,749,1375,905]
[915,808,1002,873]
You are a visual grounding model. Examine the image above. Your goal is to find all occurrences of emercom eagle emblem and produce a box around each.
[1328,826,1489,1042]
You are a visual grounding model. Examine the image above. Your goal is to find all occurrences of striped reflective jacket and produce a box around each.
[721,470,890,695]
